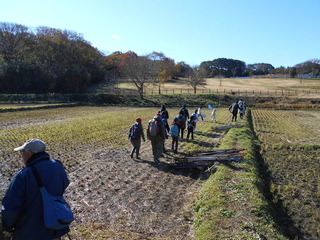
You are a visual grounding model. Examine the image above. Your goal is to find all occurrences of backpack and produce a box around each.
[170,124,179,137]
[188,120,195,129]
[149,120,160,137]
[130,124,140,139]
[177,115,186,128]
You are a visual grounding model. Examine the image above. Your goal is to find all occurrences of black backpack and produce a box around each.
[130,124,140,139]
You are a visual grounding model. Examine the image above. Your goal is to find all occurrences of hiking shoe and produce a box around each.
[154,158,160,164]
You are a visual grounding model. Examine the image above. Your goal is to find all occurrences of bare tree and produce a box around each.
[186,66,206,94]
[120,52,156,99]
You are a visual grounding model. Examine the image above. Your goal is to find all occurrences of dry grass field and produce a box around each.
[103,77,320,98]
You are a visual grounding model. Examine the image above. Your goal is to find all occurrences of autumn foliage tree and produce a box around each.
[0,22,106,93]
[147,52,175,94]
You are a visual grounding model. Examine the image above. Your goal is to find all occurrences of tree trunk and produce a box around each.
[138,87,144,99]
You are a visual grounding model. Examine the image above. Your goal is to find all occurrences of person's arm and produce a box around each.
[140,125,146,141]
[2,172,25,230]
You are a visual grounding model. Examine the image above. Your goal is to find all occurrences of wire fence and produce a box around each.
[104,88,319,97]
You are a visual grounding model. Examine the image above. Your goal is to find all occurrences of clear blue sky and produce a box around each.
[1,0,319,68]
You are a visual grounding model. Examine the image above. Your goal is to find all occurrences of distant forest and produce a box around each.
[1,22,319,94]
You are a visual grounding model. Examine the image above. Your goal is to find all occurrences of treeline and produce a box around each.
[1,22,319,94]
[0,22,107,94]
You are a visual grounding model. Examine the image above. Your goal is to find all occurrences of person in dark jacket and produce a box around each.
[228,101,240,122]
[179,105,189,121]
[128,118,145,159]
[186,115,196,140]
[159,105,170,133]
[177,110,186,139]
[1,139,70,240]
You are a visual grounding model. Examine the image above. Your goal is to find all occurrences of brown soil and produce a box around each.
[65,138,214,239]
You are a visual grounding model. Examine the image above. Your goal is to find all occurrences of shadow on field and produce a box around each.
[133,157,209,181]
[194,131,222,139]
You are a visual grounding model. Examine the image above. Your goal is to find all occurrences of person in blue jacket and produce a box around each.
[1,139,70,240]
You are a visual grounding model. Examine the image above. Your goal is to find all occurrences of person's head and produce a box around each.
[14,138,46,164]
[154,115,162,121]
[136,118,142,123]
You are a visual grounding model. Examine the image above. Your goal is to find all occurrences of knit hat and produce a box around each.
[136,118,142,123]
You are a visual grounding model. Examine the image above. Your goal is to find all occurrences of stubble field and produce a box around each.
[0,105,319,239]
[0,106,228,239]
[251,109,320,239]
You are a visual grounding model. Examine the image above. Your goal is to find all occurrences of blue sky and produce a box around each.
[1,0,319,68]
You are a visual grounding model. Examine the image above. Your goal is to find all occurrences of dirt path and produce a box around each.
[65,139,210,239]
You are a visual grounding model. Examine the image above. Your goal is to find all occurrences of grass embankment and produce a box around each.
[192,110,286,239]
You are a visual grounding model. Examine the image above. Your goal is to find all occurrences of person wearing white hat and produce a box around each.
[1,139,70,240]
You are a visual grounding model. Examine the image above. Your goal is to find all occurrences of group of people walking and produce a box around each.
[128,100,246,164]
[128,105,203,164]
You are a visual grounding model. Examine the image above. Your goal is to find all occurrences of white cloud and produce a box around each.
[112,35,120,40]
